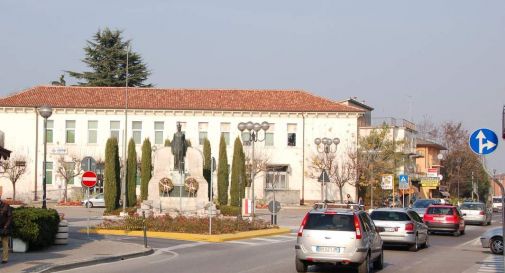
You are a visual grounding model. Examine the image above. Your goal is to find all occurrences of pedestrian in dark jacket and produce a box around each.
[0,196,13,264]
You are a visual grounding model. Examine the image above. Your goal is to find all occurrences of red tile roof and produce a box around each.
[0,86,361,113]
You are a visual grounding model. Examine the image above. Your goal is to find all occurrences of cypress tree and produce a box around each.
[164,139,171,147]
[104,137,119,212]
[203,138,212,201]
[114,138,121,208]
[230,137,243,207]
[126,138,137,207]
[141,138,152,201]
[217,134,229,206]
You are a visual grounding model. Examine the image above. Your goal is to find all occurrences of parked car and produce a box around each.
[370,208,428,251]
[480,227,503,255]
[423,204,465,236]
[459,202,492,226]
[295,206,384,273]
[411,199,444,218]
[81,193,105,208]
[492,196,503,212]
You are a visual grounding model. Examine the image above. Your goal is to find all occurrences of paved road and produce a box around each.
[57,208,504,273]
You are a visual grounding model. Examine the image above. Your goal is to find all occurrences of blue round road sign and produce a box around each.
[469,128,498,155]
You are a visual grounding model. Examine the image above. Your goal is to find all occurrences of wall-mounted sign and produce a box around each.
[420,177,440,188]
[51,147,67,155]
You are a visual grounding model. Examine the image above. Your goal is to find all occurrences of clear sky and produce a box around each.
[1,1,504,171]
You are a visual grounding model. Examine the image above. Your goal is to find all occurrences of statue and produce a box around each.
[171,122,188,172]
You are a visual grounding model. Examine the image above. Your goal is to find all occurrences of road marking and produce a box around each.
[149,250,179,264]
[457,236,482,248]
[226,240,259,245]
[250,237,281,242]
[156,242,209,252]
[477,255,505,273]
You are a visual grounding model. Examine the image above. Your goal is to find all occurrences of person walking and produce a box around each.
[0,196,13,264]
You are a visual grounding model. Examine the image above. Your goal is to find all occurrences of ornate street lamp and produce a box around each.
[237,121,270,217]
[314,137,340,202]
[38,105,53,209]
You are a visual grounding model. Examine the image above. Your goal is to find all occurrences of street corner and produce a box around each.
[82,227,292,243]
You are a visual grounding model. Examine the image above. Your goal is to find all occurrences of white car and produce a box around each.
[81,193,105,208]
[492,196,503,212]
[480,227,503,255]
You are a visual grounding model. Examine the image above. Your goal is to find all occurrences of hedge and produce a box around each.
[219,205,241,216]
[12,207,60,250]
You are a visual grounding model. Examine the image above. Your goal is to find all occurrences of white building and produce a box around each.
[0,86,363,205]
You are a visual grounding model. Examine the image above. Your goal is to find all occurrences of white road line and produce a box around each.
[456,236,482,248]
[156,242,209,252]
[226,240,259,245]
[477,255,505,273]
[250,237,281,242]
[275,235,297,239]
[149,250,179,264]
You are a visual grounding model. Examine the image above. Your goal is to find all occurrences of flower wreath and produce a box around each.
[159,177,174,193]
[184,177,199,194]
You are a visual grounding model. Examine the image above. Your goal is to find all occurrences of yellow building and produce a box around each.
[415,139,447,199]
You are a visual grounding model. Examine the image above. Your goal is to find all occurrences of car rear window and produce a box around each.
[493,198,503,203]
[427,207,454,215]
[460,203,484,210]
[370,211,410,221]
[412,199,438,208]
[304,213,355,231]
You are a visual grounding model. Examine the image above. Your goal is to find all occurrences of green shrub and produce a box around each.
[219,205,240,216]
[12,207,60,250]
[98,215,273,234]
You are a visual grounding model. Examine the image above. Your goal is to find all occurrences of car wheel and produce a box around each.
[373,248,384,270]
[295,258,308,273]
[86,202,93,208]
[490,237,504,255]
[409,235,419,252]
[453,230,460,237]
[487,220,492,225]
[358,252,371,273]
[460,229,465,235]
[422,234,429,248]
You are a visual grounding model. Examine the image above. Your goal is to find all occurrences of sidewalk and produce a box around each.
[1,236,152,273]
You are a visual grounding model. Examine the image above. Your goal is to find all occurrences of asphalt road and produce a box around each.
[57,207,504,273]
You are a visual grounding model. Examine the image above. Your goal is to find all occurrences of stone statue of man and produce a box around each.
[171,122,188,171]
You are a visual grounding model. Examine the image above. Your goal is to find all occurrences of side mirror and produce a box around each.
[462,213,467,216]
[375,226,385,233]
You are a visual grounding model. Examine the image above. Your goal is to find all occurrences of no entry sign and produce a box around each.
[81,171,97,188]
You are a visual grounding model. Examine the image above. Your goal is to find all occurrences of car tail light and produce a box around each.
[479,211,485,215]
[354,214,362,239]
[405,223,414,232]
[297,213,309,237]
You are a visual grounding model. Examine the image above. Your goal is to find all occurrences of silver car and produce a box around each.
[480,227,503,255]
[81,193,105,208]
[460,202,492,225]
[295,207,384,273]
[370,208,429,252]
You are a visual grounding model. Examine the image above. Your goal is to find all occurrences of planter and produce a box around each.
[12,238,29,253]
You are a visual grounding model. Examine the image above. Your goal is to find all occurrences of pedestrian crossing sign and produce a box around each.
[399,175,409,190]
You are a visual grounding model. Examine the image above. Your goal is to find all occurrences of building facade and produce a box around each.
[0,86,363,205]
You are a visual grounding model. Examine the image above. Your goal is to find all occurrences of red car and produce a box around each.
[422,204,465,236]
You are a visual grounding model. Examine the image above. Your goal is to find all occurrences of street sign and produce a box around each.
[427,168,438,178]
[81,171,97,188]
[268,200,281,213]
[399,175,409,190]
[318,170,330,183]
[469,128,498,155]
[420,177,440,187]
[81,156,97,172]
[381,175,393,190]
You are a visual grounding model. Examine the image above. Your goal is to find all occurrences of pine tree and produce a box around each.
[104,137,120,212]
[217,134,229,206]
[230,137,246,207]
[203,138,212,201]
[67,28,152,87]
[164,139,171,147]
[126,138,137,207]
[141,138,152,201]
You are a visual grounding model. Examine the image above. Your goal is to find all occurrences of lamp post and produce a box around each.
[38,105,53,209]
[237,121,270,217]
[314,137,340,202]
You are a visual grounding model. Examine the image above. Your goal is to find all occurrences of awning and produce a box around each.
[0,147,11,160]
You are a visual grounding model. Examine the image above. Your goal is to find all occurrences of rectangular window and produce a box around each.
[46,120,54,143]
[287,123,297,146]
[198,122,208,145]
[265,123,274,146]
[65,120,76,143]
[154,121,164,145]
[220,123,230,145]
[88,120,98,144]
[110,121,120,140]
[132,121,142,144]
[265,169,288,189]
[241,131,251,146]
[45,162,53,185]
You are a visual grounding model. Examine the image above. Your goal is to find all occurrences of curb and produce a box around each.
[37,247,154,273]
[81,227,291,242]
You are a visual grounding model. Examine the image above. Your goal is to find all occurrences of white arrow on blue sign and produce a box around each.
[469,128,498,155]
[399,175,409,190]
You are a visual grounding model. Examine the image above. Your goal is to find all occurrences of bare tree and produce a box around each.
[243,149,270,186]
[56,156,82,202]
[0,156,27,200]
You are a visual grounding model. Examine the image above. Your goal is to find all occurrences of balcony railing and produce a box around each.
[371,117,416,131]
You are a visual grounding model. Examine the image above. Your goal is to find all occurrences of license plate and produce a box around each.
[316,246,341,253]
[384,227,396,232]
[434,217,445,221]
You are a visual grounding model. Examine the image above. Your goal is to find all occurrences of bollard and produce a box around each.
[142,211,147,248]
